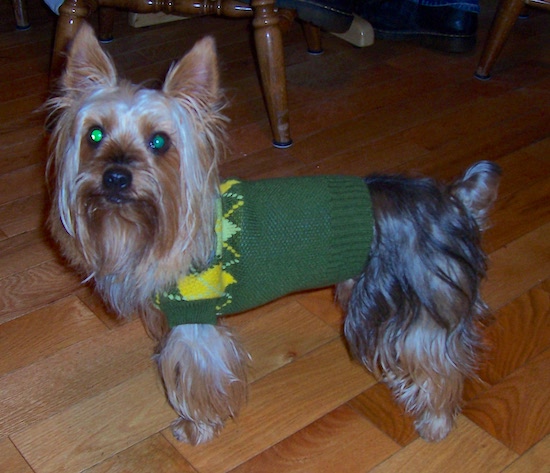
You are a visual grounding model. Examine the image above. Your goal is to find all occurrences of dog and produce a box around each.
[46,22,501,445]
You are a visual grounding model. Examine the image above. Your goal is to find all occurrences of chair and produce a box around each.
[475,0,550,79]
[12,0,30,30]
[49,0,333,148]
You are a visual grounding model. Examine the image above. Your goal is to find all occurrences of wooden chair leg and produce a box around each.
[252,0,293,148]
[50,0,91,82]
[99,7,116,42]
[475,0,526,80]
[302,22,323,55]
[12,0,30,30]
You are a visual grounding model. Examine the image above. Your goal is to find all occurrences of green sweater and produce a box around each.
[155,176,374,326]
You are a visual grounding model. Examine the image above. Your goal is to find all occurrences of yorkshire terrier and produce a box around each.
[47,23,501,445]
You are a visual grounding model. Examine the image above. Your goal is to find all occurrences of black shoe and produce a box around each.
[355,0,477,53]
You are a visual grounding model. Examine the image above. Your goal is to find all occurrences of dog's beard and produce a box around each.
[77,187,159,276]
[68,171,175,315]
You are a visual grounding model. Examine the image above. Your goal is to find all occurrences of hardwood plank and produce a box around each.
[486,175,550,252]
[0,437,33,473]
[0,52,50,98]
[0,319,155,437]
[392,105,550,182]
[11,368,174,473]
[0,295,107,376]
[501,434,550,473]
[0,136,45,174]
[296,131,429,177]
[0,164,44,205]
[0,229,53,279]
[368,417,518,473]
[296,288,345,330]
[229,404,400,473]
[484,284,549,383]
[285,80,487,167]
[165,339,376,473]
[402,87,550,151]
[0,65,49,100]
[490,137,550,199]
[482,139,550,251]
[0,124,45,152]
[237,299,338,382]
[82,434,196,473]
[0,259,81,323]
[221,144,302,180]
[75,285,127,330]
[0,193,45,237]
[483,222,550,311]
[464,349,550,455]
[465,282,550,401]
[0,95,46,136]
[349,383,418,447]
[285,54,502,142]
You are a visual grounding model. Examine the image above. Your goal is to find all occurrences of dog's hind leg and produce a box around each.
[380,316,472,441]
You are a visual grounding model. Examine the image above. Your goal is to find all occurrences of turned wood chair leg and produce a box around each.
[475,0,525,80]
[99,7,116,42]
[252,0,293,148]
[51,0,91,82]
[302,22,323,54]
[13,0,30,30]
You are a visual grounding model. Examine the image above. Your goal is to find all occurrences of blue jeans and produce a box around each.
[411,0,479,13]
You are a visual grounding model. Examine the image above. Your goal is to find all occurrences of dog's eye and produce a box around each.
[149,133,170,154]
[88,127,105,146]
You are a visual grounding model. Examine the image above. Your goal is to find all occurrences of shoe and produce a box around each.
[355,0,477,53]
[275,0,355,33]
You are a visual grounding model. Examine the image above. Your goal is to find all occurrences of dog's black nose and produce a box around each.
[102,168,132,192]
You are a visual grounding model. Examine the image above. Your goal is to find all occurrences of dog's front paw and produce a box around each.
[171,417,221,445]
[158,324,249,444]
[414,412,455,442]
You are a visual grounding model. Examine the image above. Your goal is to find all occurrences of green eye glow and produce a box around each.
[150,133,169,153]
[89,127,104,144]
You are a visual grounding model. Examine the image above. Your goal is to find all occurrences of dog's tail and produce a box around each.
[450,161,501,230]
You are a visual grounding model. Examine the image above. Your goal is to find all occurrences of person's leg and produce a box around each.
[354,0,478,53]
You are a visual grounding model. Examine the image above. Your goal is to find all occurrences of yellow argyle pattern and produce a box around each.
[168,180,243,303]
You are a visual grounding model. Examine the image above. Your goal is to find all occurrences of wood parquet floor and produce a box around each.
[0,1,548,471]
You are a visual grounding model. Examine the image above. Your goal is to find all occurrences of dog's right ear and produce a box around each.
[62,22,117,92]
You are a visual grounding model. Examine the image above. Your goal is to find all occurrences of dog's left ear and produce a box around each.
[163,36,220,104]
[451,161,502,230]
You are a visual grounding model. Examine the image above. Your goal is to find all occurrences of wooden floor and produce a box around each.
[1,1,549,472]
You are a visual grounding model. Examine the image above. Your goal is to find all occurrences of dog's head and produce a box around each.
[47,23,226,292]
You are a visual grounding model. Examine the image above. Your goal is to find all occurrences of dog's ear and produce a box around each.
[62,22,117,92]
[163,36,220,104]
[451,161,502,230]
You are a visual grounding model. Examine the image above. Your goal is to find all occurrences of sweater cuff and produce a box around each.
[325,176,374,281]
[158,297,220,326]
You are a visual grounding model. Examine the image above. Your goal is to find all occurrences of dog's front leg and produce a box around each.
[156,324,249,444]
